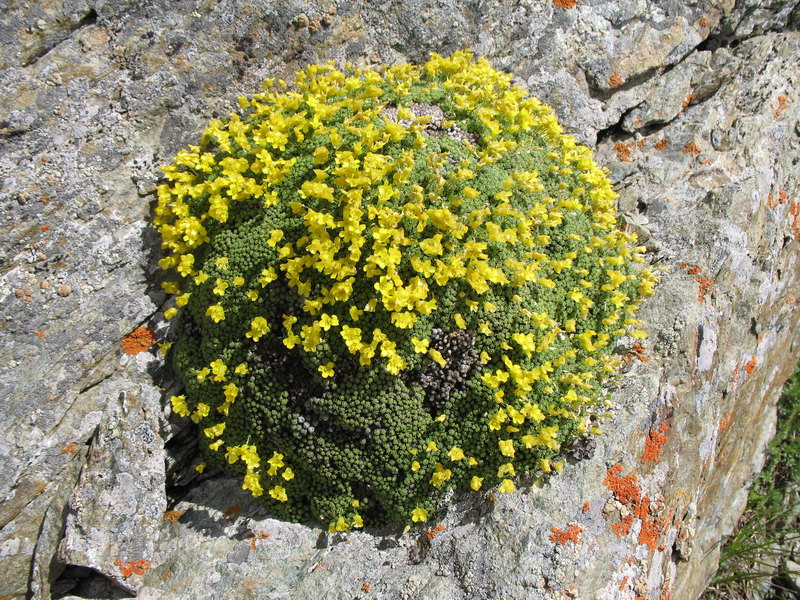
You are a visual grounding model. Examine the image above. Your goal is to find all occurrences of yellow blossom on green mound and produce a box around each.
[153,50,656,529]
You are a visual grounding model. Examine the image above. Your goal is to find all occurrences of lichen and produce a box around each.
[152,50,655,529]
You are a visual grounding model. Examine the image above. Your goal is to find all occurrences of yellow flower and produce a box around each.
[411,337,430,353]
[243,472,264,497]
[498,439,515,458]
[209,359,227,382]
[428,348,447,367]
[447,447,465,461]
[497,462,516,477]
[470,476,483,491]
[206,304,225,322]
[319,362,335,378]
[195,462,206,473]
[164,307,178,319]
[498,479,516,493]
[267,452,285,476]
[170,395,190,418]
[269,485,288,502]
[430,463,452,486]
[411,507,428,522]
[190,403,210,423]
[246,316,270,342]
[203,423,225,438]
[313,146,330,164]
[267,229,284,247]
[176,293,191,306]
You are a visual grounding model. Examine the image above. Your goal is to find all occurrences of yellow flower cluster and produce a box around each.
[155,50,655,529]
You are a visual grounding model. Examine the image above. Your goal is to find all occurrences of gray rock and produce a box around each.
[0,1,798,599]
[57,382,166,594]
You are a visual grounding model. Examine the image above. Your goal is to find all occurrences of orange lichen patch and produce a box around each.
[549,524,584,545]
[636,139,647,148]
[635,596,646,600]
[631,343,650,362]
[638,511,659,550]
[790,200,800,240]
[768,189,789,208]
[718,411,733,432]
[772,95,790,118]
[604,465,671,550]
[681,94,696,111]
[41,225,50,232]
[654,137,669,151]
[686,266,701,275]
[698,16,708,27]
[314,562,327,570]
[224,504,241,519]
[362,583,371,592]
[612,515,634,536]
[163,510,182,523]
[122,326,157,354]
[582,501,591,513]
[164,571,172,580]
[604,465,641,506]
[683,141,702,158]
[60,443,78,454]
[733,356,758,384]
[113,559,152,578]
[619,575,629,590]
[35,331,45,338]
[613,141,633,161]
[424,525,446,540]
[693,276,713,302]
[742,356,757,379]
[553,0,577,8]
[643,422,670,463]
[608,72,625,88]
[245,530,271,550]
[660,586,673,600]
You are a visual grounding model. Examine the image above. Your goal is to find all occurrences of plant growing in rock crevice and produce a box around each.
[153,50,655,530]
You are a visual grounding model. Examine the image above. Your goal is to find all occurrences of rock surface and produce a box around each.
[0,1,798,599]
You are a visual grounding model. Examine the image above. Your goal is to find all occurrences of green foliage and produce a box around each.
[153,51,655,529]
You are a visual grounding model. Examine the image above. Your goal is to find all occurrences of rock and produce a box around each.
[0,1,797,600]
[57,382,166,595]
